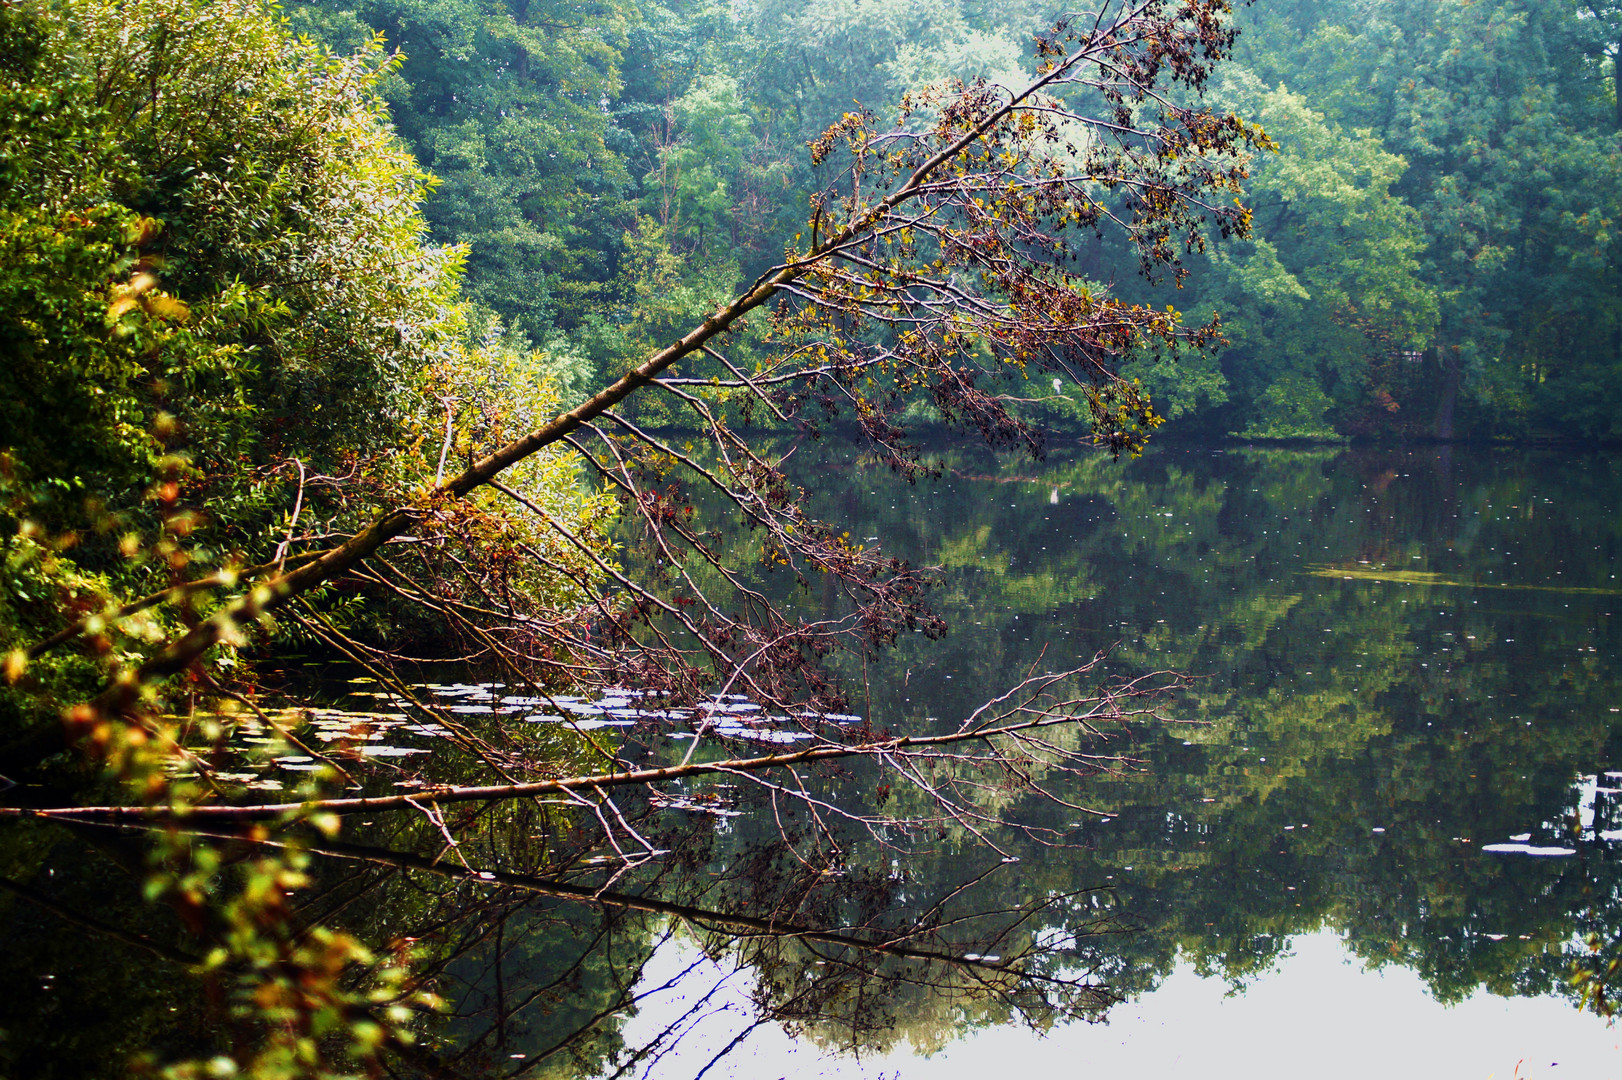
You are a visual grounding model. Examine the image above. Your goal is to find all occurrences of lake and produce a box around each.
[7,441,1622,1078]
[584,439,1622,1077]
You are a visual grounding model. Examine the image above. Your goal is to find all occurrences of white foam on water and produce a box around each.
[1481,842,1577,856]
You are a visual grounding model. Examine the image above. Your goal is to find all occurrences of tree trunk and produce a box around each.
[1613,45,1622,133]
[1433,346,1461,440]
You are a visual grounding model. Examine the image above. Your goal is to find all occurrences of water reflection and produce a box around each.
[611,930,1622,1078]
[430,441,1622,1072]
[4,443,1621,1077]
[813,443,1622,1019]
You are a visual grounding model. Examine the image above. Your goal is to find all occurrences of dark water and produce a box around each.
[8,442,1622,1077]
[840,443,1622,966]
[606,440,1622,1076]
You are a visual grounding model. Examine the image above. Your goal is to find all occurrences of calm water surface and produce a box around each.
[604,441,1622,1077]
[11,442,1622,1078]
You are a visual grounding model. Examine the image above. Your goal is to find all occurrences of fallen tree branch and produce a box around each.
[10,667,1182,823]
[57,822,1123,997]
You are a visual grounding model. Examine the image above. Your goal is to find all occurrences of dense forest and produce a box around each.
[280,0,1622,443]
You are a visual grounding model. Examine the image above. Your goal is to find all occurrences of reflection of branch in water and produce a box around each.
[493,924,693,1079]
[180,827,1116,990]
[598,955,746,1080]
[76,818,1125,1074]
[346,839,1122,1070]
[5,652,1173,1076]
[5,660,1165,1074]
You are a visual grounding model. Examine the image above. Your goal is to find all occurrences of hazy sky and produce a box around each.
[612,930,1622,1080]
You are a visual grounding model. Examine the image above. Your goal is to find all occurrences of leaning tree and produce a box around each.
[1,0,1266,1074]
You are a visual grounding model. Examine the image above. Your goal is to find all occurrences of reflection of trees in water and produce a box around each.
[6,445,1621,1075]
[380,422,1622,1063]
[184,781,1133,1076]
[347,762,1143,1071]
[414,843,1127,1074]
[819,440,1622,1012]
[1,660,1157,1078]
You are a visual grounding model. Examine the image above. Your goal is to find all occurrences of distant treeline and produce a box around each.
[285,0,1622,443]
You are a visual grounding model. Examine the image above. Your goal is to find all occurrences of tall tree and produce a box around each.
[1178,72,1437,438]
[288,0,638,344]
[1236,0,1622,440]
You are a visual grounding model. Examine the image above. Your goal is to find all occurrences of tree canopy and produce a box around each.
[275,0,1622,445]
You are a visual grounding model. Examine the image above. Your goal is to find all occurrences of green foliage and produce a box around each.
[1220,0,1622,440]
[1233,375,1342,440]
[272,0,1622,443]
[286,0,636,345]
[573,217,744,423]
[644,73,754,251]
[0,0,480,730]
[0,1,151,493]
[0,1,614,1074]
